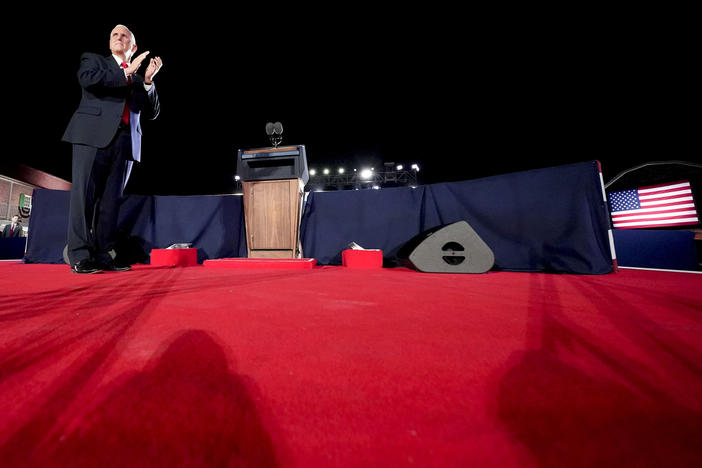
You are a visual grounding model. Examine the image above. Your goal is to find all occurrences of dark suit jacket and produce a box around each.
[62,53,160,162]
[2,224,23,238]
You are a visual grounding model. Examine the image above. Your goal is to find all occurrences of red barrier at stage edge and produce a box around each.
[203,258,317,269]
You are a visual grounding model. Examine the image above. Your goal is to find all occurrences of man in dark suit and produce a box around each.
[2,215,23,238]
[63,24,162,274]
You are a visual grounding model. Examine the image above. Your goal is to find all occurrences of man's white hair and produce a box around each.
[112,24,136,45]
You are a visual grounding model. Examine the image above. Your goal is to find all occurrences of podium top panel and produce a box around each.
[236,145,308,184]
[241,146,302,160]
[242,146,300,155]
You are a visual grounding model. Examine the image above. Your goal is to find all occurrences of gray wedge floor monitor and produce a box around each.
[397,220,495,273]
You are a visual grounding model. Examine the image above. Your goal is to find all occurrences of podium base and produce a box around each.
[203,258,317,270]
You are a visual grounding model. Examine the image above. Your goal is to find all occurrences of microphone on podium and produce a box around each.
[265,121,283,148]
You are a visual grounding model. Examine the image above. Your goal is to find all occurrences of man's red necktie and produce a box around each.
[120,62,131,125]
[9,225,14,236]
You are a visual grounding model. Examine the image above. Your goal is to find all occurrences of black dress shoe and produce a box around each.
[71,259,102,274]
[97,260,132,272]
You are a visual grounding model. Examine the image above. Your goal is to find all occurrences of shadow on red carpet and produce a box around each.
[495,273,702,467]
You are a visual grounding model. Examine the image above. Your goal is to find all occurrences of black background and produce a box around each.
[7,8,697,195]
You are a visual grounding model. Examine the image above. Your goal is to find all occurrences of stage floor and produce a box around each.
[1,263,701,466]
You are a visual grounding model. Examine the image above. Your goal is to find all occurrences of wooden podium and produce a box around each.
[242,178,305,258]
[237,145,309,259]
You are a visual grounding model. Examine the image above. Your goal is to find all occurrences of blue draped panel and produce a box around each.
[118,195,247,263]
[0,238,27,260]
[24,190,247,264]
[300,185,441,265]
[25,189,70,263]
[612,229,698,271]
[300,161,614,274]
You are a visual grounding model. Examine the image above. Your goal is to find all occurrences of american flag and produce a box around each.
[608,180,699,229]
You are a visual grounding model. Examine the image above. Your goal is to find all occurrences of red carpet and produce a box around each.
[1,263,701,467]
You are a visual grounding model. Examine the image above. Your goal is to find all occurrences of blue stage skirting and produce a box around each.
[0,238,27,260]
[24,161,615,274]
[25,191,247,264]
[301,161,613,274]
[612,229,699,271]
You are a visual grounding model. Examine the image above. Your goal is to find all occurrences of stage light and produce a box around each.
[234,175,240,181]
[309,169,317,176]
[396,164,403,171]
[360,169,373,179]
[372,185,380,190]
[323,168,330,175]
[354,168,357,172]
[338,168,345,174]
[411,164,420,172]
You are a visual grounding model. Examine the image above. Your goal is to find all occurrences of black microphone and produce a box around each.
[265,121,284,147]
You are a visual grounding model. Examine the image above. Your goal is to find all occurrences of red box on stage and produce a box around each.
[150,248,198,267]
[342,249,383,269]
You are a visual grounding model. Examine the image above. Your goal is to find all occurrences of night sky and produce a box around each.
[9,11,696,195]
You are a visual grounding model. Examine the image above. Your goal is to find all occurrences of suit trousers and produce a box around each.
[67,125,133,265]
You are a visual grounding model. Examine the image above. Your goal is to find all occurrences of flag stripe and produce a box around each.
[639,188,692,200]
[613,208,697,219]
[612,210,698,221]
[610,203,696,216]
[640,196,694,207]
[638,181,690,192]
[638,200,696,210]
[614,216,700,225]
[613,218,700,228]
